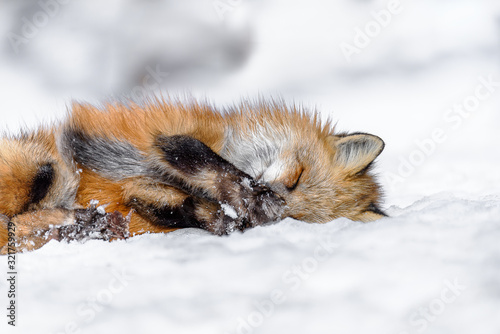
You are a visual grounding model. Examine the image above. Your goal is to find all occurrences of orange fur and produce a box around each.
[0,97,386,252]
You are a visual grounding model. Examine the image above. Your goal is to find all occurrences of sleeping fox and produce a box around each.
[0,98,386,253]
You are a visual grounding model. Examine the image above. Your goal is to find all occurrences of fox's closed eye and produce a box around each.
[286,167,304,191]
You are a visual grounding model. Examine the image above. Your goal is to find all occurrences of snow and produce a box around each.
[3,198,500,334]
[221,204,239,220]
[1,0,500,333]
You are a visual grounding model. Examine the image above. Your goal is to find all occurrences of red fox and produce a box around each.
[0,98,386,253]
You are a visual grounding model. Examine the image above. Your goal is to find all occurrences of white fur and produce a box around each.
[261,159,286,183]
[220,124,289,183]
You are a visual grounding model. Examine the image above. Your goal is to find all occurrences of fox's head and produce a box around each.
[273,132,386,223]
[222,104,386,224]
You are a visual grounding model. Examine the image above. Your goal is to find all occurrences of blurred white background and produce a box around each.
[1,0,499,206]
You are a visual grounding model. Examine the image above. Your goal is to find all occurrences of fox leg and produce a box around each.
[121,178,255,235]
[107,134,287,235]
[0,208,129,254]
[64,130,285,234]
[148,135,285,232]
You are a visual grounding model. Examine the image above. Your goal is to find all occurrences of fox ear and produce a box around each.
[332,133,384,175]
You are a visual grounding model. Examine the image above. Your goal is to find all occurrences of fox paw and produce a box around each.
[211,179,285,235]
[57,206,130,242]
[240,180,286,227]
[232,178,285,226]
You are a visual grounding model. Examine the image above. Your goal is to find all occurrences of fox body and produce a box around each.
[0,99,386,253]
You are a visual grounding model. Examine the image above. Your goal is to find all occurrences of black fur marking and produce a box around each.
[30,163,54,205]
[154,135,257,204]
[64,130,146,179]
[155,135,237,176]
[129,196,201,229]
[368,202,388,217]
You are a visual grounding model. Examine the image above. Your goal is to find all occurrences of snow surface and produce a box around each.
[1,0,500,333]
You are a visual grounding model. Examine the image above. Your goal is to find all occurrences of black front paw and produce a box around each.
[202,212,242,236]
[217,178,285,233]
[243,180,286,227]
